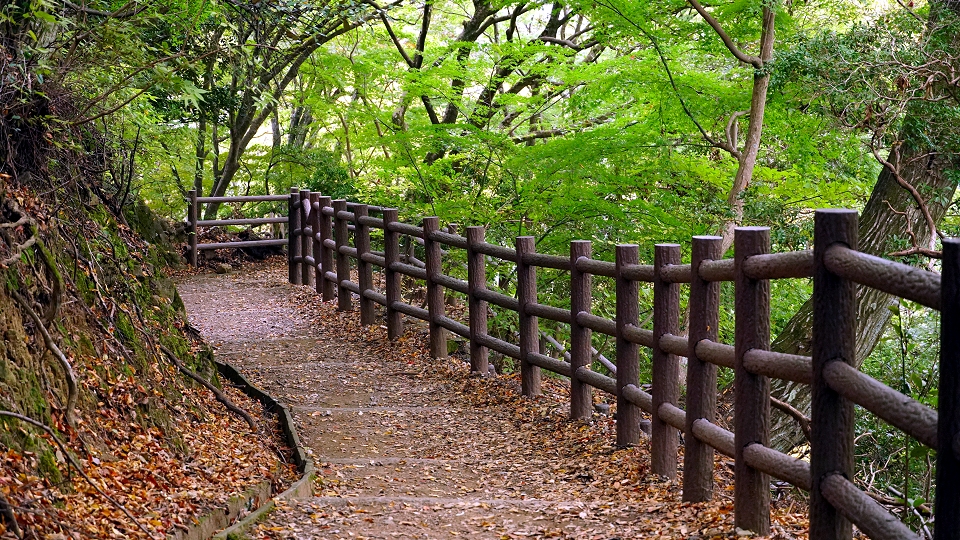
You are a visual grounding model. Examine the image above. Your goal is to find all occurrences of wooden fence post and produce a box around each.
[355,204,375,325]
[516,236,542,395]
[734,227,771,535]
[570,240,593,420]
[288,188,301,285]
[652,244,681,478]
[466,226,489,374]
[810,210,857,540]
[424,217,446,359]
[188,189,198,267]
[309,193,322,295]
[299,189,314,287]
[937,237,960,540]
[318,196,335,301]
[333,199,351,311]
[684,235,723,502]
[616,244,641,447]
[383,208,403,339]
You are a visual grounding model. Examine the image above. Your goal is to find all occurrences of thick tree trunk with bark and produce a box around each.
[770,142,959,451]
[769,0,960,451]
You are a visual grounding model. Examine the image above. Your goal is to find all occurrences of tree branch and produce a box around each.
[686,0,762,68]
[770,396,811,441]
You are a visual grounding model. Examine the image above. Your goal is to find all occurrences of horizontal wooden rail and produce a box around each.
[527,351,573,377]
[471,241,518,262]
[437,316,470,338]
[525,302,571,324]
[623,324,654,348]
[823,360,938,449]
[659,333,688,357]
[659,402,687,431]
[621,383,653,413]
[358,215,385,228]
[433,273,469,295]
[338,245,359,258]
[197,216,288,227]
[742,349,812,384]
[389,261,427,280]
[699,259,734,282]
[428,230,469,249]
[386,221,425,238]
[575,256,616,277]
[742,444,811,491]
[575,367,617,395]
[820,474,921,540]
[660,264,692,284]
[475,333,521,359]
[196,238,287,250]
[475,288,520,311]
[695,340,735,369]
[621,263,656,282]
[744,250,813,280]
[825,245,940,310]
[363,289,387,306]
[390,300,429,320]
[196,194,289,203]
[575,311,617,336]
[691,419,735,458]
[521,252,571,271]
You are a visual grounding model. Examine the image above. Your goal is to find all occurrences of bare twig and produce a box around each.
[0,411,159,539]
[10,290,78,428]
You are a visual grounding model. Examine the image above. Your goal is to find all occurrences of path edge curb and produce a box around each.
[209,360,316,540]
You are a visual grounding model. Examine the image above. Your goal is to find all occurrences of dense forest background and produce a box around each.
[3,0,960,535]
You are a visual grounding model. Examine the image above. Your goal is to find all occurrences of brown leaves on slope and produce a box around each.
[1,378,295,539]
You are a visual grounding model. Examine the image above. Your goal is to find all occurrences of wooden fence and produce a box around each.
[186,190,290,266]
[277,187,958,540]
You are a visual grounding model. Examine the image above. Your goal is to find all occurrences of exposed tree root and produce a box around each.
[0,411,158,539]
[0,491,23,539]
[10,290,78,428]
[158,344,258,431]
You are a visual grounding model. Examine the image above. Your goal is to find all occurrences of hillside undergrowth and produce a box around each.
[0,174,293,538]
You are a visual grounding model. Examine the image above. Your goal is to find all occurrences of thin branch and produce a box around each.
[595,0,737,157]
[872,145,943,252]
[770,396,811,442]
[0,411,158,539]
[686,0,762,68]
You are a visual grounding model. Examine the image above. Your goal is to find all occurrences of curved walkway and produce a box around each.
[178,263,803,540]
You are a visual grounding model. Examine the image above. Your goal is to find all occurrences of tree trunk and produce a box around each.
[770,135,959,451]
[769,0,960,451]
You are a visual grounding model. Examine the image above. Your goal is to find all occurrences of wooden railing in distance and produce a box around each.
[285,190,957,540]
[186,189,290,266]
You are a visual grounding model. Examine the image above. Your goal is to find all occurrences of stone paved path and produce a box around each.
[177,263,802,540]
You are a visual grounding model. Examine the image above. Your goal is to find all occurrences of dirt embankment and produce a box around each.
[0,183,294,539]
[179,263,810,540]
